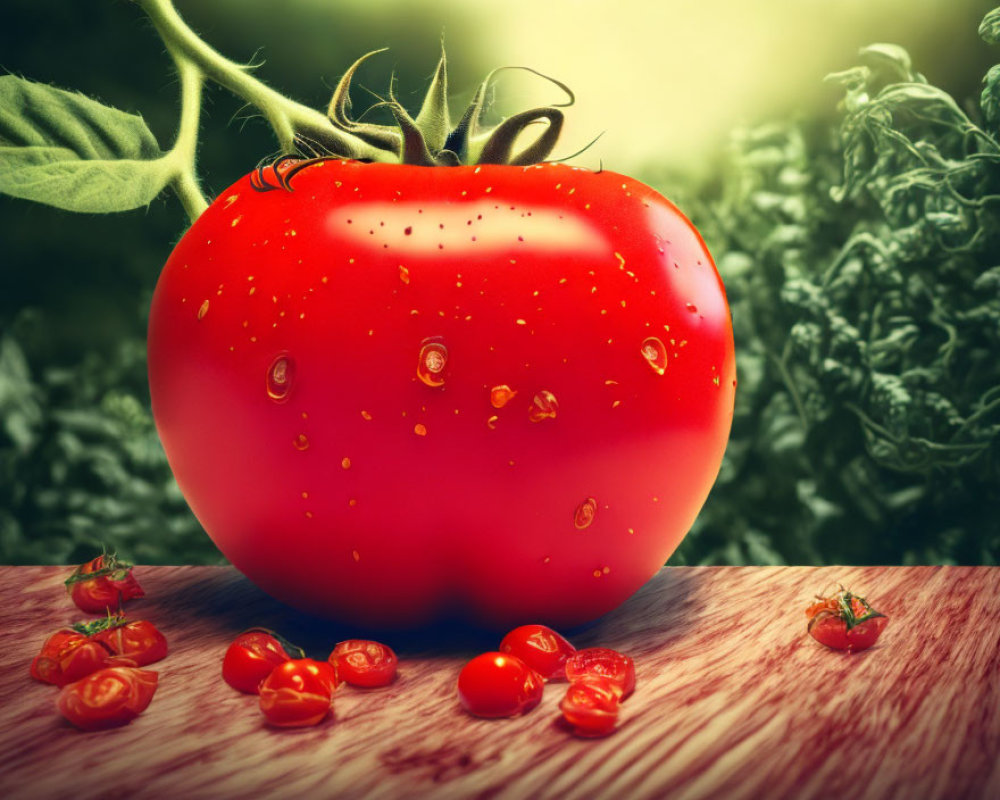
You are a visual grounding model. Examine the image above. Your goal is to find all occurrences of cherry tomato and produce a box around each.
[806,587,888,653]
[258,658,338,727]
[65,552,144,614]
[329,640,398,688]
[560,676,621,737]
[30,630,113,687]
[91,619,168,668]
[56,667,159,731]
[457,652,544,718]
[499,624,576,680]
[147,158,736,629]
[564,647,635,699]
[222,629,304,694]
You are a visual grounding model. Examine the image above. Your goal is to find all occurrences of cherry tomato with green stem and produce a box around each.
[222,628,305,694]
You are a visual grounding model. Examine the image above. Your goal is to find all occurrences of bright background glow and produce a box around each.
[181,0,995,176]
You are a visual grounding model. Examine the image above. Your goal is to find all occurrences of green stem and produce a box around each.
[133,0,382,160]
[167,52,208,221]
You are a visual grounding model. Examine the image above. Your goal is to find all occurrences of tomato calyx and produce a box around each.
[251,47,576,190]
[240,627,306,660]
[71,612,129,637]
[807,585,885,633]
[64,550,135,587]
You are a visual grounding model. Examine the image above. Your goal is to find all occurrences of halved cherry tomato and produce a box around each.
[329,640,397,688]
[258,658,338,727]
[499,624,576,681]
[564,648,635,699]
[806,587,888,653]
[90,619,168,668]
[223,629,304,694]
[65,552,144,614]
[560,676,621,738]
[56,667,159,731]
[30,630,114,687]
[457,652,544,718]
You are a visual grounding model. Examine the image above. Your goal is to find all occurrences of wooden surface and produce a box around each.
[1,565,998,800]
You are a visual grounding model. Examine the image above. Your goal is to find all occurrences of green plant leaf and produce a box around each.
[0,76,171,212]
[979,7,1000,44]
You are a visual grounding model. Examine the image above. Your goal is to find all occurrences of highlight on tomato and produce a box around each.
[499,624,576,681]
[258,658,339,727]
[222,629,304,694]
[456,652,545,719]
[329,640,398,688]
[564,647,636,700]
[65,551,144,614]
[806,586,888,653]
[560,676,622,738]
[56,667,159,731]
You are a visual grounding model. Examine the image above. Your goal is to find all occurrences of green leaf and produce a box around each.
[0,76,171,212]
[982,64,1000,127]
[979,7,1000,44]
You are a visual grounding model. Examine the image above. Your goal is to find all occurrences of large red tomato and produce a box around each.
[147,158,735,628]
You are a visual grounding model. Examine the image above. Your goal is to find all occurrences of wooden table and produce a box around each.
[1,565,997,799]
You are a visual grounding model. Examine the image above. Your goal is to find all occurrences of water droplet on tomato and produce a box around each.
[341,457,351,469]
[414,423,428,437]
[197,299,210,320]
[574,497,597,530]
[490,385,517,409]
[528,390,558,423]
[292,433,309,450]
[417,339,448,387]
[640,337,667,375]
[267,354,294,401]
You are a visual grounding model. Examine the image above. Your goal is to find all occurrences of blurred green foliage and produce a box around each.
[1,1,998,565]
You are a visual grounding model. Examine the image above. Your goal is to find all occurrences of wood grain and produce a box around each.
[0,565,997,800]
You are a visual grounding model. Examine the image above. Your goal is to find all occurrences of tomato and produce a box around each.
[223,628,304,694]
[560,676,621,737]
[30,630,113,687]
[457,651,544,718]
[56,667,158,731]
[91,619,168,668]
[499,624,576,680]
[329,640,397,688]
[564,647,635,699]
[258,658,338,727]
[65,553,144,614]
[148,158,736,628]
[806,587,888,653]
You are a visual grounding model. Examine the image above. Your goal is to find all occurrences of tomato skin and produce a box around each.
[806,591,888,653]
[148,160,736,628]
[564,647,635,699]
[499,624,576,680]
[258,659,338,727]
[67,555,144,614]
[56,667,158,731]
[31,630,116,687]
[222,631,297,693]
[560,676,621,737]
[93,620,168,668]
[457,652,544,718]
[329,640,397,688]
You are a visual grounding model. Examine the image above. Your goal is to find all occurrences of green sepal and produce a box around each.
[72,610,128,637]
[326,50,402,154]
[65,548,135,587]
[413,43,450,153]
